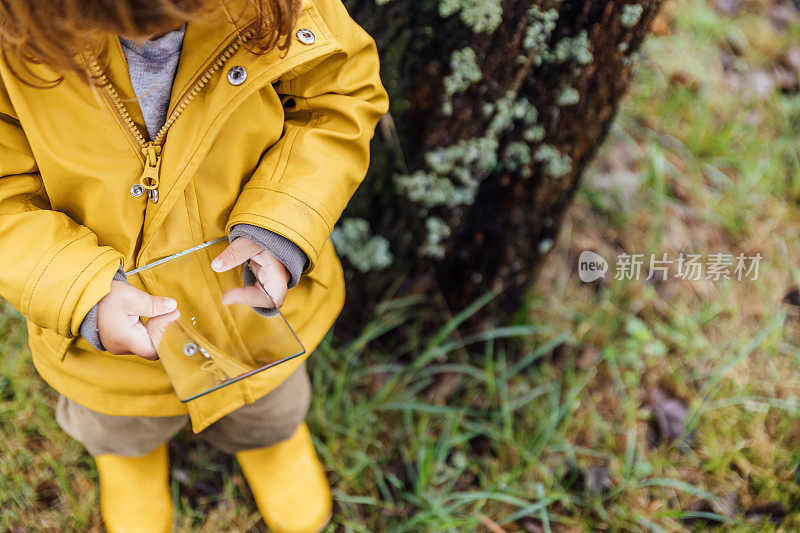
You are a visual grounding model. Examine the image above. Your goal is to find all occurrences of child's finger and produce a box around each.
[220,285,276,309]
[251,260,288,308]
[210,237,262,272]
[124,289,178,318]
[124,321,161,360]
[143,309,181,353]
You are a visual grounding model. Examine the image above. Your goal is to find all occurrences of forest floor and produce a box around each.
[4,0,800,531]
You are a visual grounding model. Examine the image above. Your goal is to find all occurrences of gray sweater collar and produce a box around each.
[119,24,187,60]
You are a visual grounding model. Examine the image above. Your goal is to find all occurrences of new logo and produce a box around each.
[578,251,608,282]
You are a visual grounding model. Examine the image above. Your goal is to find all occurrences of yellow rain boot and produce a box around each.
[94,442,174,533]
[235,423,332,533]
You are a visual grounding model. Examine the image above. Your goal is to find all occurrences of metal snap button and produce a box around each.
[296,28,315,45]
[183,342,198,356]
[227,66,247,86]
[130,183,144,197]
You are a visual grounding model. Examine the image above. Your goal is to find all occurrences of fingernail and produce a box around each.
[211,259,222,271]
[164,298,177,311]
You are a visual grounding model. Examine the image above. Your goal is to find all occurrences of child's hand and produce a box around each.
[96,280,180,360]
[210,237,290,310]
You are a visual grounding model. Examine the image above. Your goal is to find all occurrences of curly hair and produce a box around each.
[0,0,302,87]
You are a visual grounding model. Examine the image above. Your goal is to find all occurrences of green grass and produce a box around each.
[5,0,800,530]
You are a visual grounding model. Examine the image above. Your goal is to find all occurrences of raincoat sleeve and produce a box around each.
[0,77,125,338]
[225,0,389,277]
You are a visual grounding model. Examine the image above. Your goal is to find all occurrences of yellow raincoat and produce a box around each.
[0,0,388,432]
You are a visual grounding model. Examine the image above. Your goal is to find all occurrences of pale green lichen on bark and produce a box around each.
[620,4,644,28]
[393,170,470,208]
[523,124,546,142]
[538,238,555,253]
[438,0,503,33]
[623,50,642,66]
[522,5,560,68]
[523,6,559,54]
[394,136,499,208]
[422,217,451,258]
[331,218,393,272]
[556,86,580,106]
[552,30,593,65]
[504,142,533,177]
[441,47,483,116]
[396,86,544,211]
[534,144,572,178]
[443,48,482,97]
[488,92,537,135]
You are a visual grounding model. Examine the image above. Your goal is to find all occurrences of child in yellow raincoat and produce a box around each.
[0,0,388,530]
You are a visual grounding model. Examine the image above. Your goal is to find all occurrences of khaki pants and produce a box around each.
[55,363,311,457]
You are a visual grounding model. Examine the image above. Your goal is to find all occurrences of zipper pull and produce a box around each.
[139,142,162,203]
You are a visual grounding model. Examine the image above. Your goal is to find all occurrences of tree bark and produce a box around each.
[336,0,662,327]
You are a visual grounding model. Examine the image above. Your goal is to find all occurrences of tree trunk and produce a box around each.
[334,0,662,326]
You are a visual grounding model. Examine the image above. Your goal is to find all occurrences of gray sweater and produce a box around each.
[79,25,307,351]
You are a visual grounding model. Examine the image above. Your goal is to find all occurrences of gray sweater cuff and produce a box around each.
[78,266,129,352]
[228,223,308,317]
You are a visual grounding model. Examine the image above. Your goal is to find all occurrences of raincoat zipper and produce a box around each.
[87,25,257,203]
